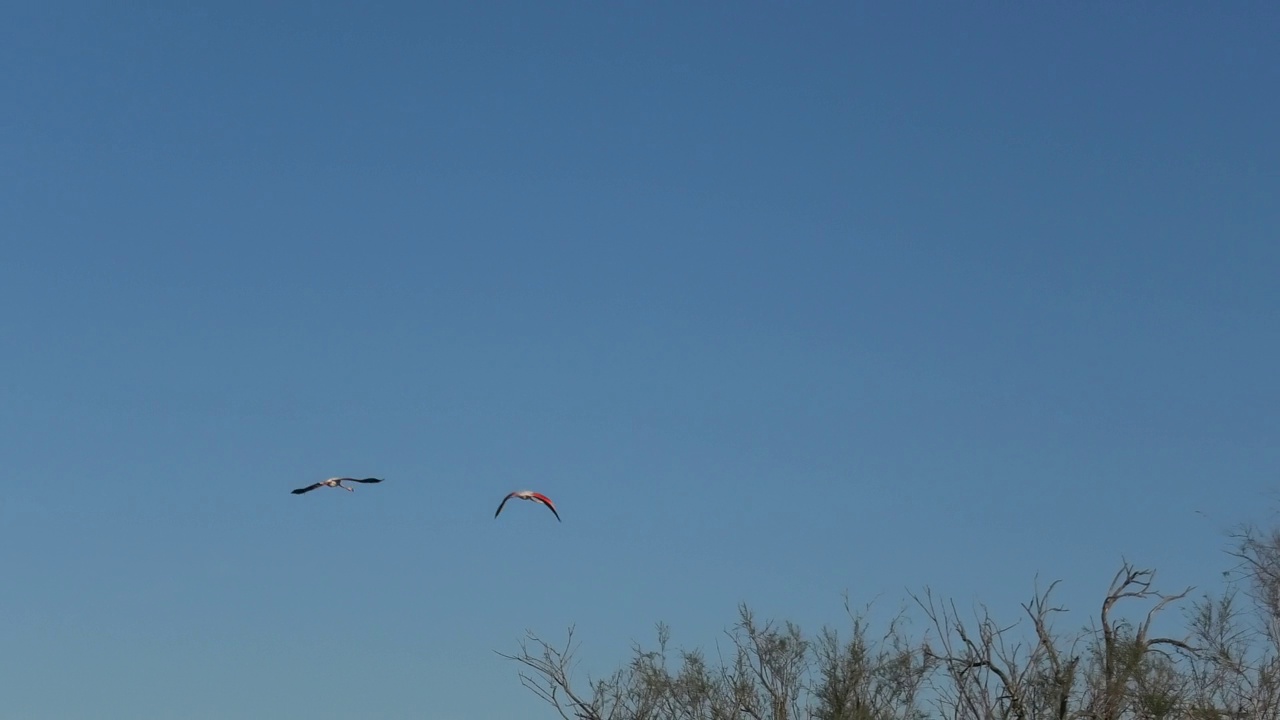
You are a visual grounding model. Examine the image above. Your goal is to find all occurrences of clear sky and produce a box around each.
[2,2,1277,718]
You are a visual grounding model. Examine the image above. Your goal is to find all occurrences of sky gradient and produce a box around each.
[2,2,1278,718]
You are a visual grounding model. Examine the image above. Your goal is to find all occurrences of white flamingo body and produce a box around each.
[291,477,383,495]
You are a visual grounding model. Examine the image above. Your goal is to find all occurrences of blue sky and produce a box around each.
[2,2,1277,718]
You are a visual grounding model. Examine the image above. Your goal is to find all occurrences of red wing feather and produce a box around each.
[530,493,561,522]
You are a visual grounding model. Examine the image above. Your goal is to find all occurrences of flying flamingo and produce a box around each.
[494,490,561,522]
[291,477,384,495]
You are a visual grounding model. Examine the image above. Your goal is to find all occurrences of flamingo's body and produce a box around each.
[494,490,561,522]
[291,477,383,495]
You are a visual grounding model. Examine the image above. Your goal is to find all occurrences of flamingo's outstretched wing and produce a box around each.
[530,493,561,522]
[292,483,323,495]
[494,492,518,519]
[351,478,383,484]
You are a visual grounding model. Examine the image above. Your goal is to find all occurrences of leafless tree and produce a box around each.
[912,578,1086,720]
[502,519,1280,720]
[495,625,613,720]
[1078,564,1195,720]
[501,603,931,720]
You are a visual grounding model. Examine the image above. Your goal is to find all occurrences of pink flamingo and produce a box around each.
[494,490,561,522]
